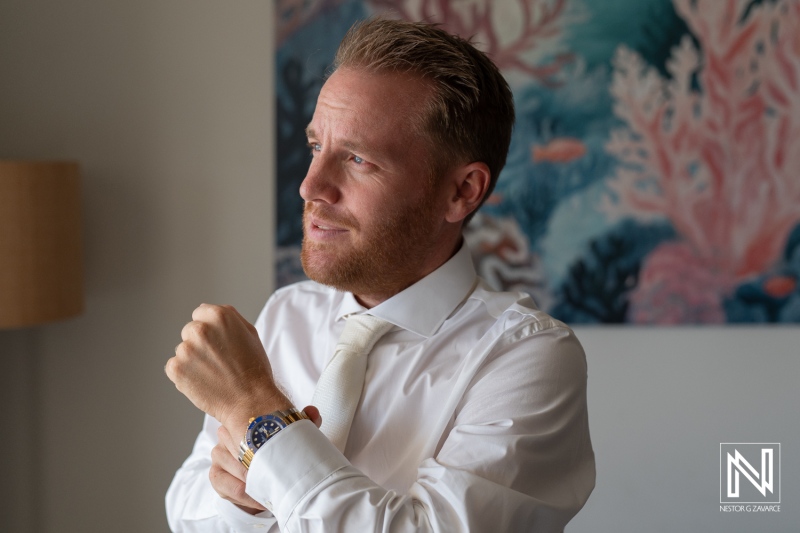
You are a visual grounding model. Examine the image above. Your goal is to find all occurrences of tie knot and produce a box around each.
[337,314,394,355]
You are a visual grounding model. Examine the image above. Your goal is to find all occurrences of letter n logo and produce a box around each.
[720,443,780,504]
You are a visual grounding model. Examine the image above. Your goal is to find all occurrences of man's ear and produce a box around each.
[444,162,491,224]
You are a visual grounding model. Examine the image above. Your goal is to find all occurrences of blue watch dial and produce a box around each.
[245,414,288,452]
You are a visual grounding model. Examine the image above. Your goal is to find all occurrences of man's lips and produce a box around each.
[309,216,348,232]
[312,221,345,231]
[306,215,352,240]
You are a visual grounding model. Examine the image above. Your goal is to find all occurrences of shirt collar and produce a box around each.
[336,242,477,338]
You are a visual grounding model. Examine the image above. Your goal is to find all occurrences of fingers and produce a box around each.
[192,302,222,323]
[210,427,267,514]
[180,319,211,345]
[220,304,252,328]
[164,343,189,389]
[192,303,257,335]
[303,405,322,428]
[217,425,242,458]
[209,457,266,513]
[211,440,247,483]
[165,327,205,398]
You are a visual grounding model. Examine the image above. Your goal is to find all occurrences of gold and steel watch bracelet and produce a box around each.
[238,408,309,469]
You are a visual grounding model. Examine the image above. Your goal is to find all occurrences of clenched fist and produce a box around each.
[165,304,292,439]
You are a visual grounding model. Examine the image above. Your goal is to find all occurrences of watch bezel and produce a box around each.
[244,413,289,453]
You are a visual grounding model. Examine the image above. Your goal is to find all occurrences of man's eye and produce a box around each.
[353,155,364,164]
[309,143,321,154]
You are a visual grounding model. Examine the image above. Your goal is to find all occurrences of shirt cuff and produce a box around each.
[214,497,276,530]
[245,419,350,527]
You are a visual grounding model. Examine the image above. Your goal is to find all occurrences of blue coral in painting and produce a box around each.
[725,224,800,323]
[551,220,675,323]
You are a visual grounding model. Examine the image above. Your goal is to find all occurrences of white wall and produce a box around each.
[0,2,797,532]
[0,1,274,531]
[569,327,798,532]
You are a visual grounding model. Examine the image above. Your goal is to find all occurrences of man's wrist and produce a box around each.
[223,394,295,441]
[238,408,309,469]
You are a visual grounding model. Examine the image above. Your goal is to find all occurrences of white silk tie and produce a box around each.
[312,314,393,452]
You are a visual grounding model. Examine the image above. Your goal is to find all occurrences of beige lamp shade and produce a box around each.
[0,160,84,328]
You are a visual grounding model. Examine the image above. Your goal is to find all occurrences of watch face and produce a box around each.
[246,414,288,451]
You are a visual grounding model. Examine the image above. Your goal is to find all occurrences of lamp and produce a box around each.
[0,160,84,329]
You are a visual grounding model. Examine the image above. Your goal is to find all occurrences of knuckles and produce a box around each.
[166,343,192,381]
[230,482,249,503]
[164,355,189,384]
[206,305,226,322]
[210,442,227,464]
[194,303,230,324]
[208,462,225,487]
[208,458,249,504]
[182,320,211,342]
[164,357,177,380]
[216,425,231,447]
[173,342,189,359]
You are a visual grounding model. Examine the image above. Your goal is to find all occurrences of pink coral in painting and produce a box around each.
[628,242,731,324]
[369,0,576,85]
[762,0,800,228]
[604,0,800,324]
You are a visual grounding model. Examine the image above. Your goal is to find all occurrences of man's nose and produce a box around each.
[299,155,341,205]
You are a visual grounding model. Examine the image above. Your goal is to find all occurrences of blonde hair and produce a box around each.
[334,18,515,215]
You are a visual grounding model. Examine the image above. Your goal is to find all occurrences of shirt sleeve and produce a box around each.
[165,414,280,532]
[244,322,595,532]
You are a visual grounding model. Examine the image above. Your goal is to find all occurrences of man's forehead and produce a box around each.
[319,68,431,110]
[305,73,428,134]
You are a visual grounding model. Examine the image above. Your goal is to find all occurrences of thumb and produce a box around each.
[302,405,322,428]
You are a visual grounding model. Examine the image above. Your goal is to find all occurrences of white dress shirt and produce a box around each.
[166,244,595,532]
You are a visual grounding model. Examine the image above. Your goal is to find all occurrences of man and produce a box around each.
[166,18,594,532]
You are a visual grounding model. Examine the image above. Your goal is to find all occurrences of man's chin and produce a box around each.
[301,246,383,297]
[301,246,347,287]
[302,265,358,294]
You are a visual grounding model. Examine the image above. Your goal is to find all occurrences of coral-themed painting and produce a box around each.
[275,0,800,324]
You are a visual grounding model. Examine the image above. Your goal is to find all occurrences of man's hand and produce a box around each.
[165,303,291,438]
[210,408,323,515]
[211,425,267,515]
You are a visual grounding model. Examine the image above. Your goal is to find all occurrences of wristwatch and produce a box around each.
[238,408,309,469]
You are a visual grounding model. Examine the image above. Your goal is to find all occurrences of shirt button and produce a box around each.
[264,500,274,513]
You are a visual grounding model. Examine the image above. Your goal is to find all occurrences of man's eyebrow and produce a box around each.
[303,127,386,160]
[304,127,370,154]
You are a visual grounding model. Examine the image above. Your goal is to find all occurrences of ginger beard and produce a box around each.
[300,185,443,299]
